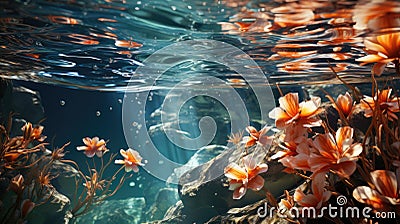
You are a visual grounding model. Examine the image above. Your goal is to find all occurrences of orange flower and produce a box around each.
[31,125,46,141]
[271,141,298,160]
[242,126,273,148]
[21,122,33,141]
[309,126,363,178]
[114,148,143,172]
[224,154,268,200]
[294,172,331,209]
[269,92,322,142]
[276,140,313,172]
[8,174,24,194]
[360,89,400,121]
[356,32,400,76]
[353,170,400,209]
[76,137,108,158]
[333,92,354,118]
[21,122,46,142]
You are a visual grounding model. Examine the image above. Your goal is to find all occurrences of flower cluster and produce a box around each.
[0,120,144,223]
[224,125,273,199]
[225,84,399,222]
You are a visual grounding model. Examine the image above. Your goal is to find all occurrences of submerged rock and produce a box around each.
[0,80,45,134]
[176,146,302,223]
[145,200,186,224]
[167,144,228,184]
[11,86,44,124]
[145,188,179,222]
[74,197,145,224]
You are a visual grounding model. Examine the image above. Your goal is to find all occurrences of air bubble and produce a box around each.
[129,182,135,187]
[118,99,122,104]
[109,106,113,111]
[96,111,101,116]
[60,100,65,106]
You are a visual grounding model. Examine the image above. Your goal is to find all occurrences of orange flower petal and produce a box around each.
[364,38,389,56]
[247,175,264,191]
[279,93,300,117]
[370,170,398,198]
[233,185,247,200]
[311,172,326,199]
[356,54,385,63]
[299,99,319,117]
[372,62,387,76]
[224,163,247,181]
[353,186,386,209]
[335,126,353,150]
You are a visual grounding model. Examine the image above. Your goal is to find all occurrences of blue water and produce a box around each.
[2,0,397,90]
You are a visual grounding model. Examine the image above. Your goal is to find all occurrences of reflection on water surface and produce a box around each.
[0,0,399,90]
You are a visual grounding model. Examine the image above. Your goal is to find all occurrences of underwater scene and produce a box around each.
[0,0,400,223]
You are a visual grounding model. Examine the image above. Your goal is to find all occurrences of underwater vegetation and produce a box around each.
[222,72,400,222]
[0,121,143,223]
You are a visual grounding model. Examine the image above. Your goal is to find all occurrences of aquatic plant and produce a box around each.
[0,121,66,223]
[223,68,400,223]
[67,151,128,219]
[0,119,142,223]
